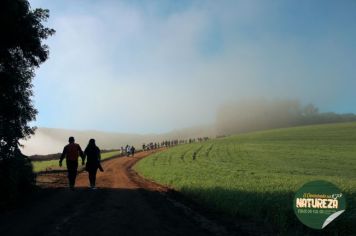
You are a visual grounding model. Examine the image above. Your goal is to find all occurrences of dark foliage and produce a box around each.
[0,0,54,203]
[0,152,35,206]
[29,153,62,162]
[29,150,120,162]
[0,0,55,159]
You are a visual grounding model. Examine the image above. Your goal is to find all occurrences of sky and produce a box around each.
[28,0,356,134]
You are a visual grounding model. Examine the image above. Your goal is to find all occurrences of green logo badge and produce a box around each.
[293,180,346,229]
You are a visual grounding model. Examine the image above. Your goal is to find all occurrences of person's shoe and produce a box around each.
[91,186,97,190]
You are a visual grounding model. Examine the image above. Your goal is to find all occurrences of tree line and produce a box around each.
[216,100,356,135]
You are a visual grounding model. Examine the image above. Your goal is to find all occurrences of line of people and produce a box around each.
[142,137,211,151]
[59,136,210,190]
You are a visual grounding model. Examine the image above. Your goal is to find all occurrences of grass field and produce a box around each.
[32,151,121,172]
[135,122,356,235]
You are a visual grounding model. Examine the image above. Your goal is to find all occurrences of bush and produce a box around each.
[0,153,35,207]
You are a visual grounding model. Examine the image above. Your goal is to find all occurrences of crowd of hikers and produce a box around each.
[120,145,136,157]
[141,137,210,151]
[59,136,210,190]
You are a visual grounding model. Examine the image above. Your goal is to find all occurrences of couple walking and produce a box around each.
[59,137,103,190]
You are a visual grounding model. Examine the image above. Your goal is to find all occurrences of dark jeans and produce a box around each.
[66,160,78,188]
[88,168,98,187]
[86,161,99,187]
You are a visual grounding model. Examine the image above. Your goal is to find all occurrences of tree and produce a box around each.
[0,0,55,159]
[302,103,319,117]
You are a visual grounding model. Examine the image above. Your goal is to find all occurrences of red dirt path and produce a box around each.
[76,150,169,191]
[0,150,248,236]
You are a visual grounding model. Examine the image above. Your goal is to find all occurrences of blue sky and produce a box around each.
[28,0,356,134]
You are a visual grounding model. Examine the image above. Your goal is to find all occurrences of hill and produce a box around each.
[135,122,356,235]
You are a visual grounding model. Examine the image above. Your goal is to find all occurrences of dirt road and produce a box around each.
[0,150,237,236]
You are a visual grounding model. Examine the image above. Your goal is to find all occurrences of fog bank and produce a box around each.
[21,125,216,155]
[216,99,356,135]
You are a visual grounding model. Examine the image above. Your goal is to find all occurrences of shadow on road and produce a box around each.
[0,186,223,236]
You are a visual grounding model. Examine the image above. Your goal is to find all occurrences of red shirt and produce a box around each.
[61,143,84,161]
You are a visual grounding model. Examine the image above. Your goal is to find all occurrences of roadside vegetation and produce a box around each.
[32,151,121,172]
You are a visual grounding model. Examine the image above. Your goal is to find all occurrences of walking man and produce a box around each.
[59,136,84,190]
[130,146,136,157]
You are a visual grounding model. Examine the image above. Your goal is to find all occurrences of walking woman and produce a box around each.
[84,139,102,189]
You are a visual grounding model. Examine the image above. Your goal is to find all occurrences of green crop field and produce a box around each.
[32,151,121,172]
[135,122,356,235]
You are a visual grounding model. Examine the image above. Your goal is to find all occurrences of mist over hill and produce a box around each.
[22,99,356,156]
[21,125,216,156]
[216,99,356,135]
